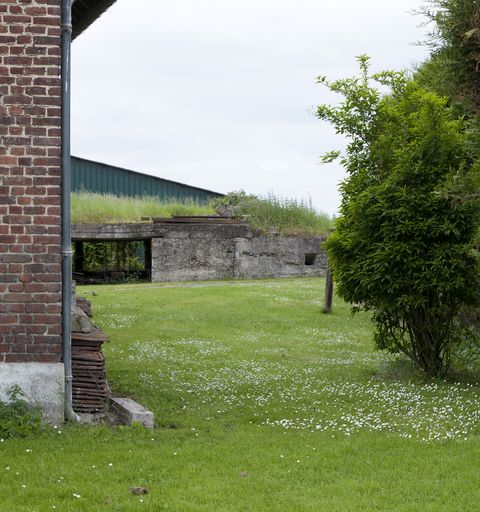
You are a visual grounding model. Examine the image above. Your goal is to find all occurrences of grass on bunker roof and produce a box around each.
[1,277,480,511]
[70,192,332,236]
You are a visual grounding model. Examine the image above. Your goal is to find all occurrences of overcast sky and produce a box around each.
[71,0,430,214]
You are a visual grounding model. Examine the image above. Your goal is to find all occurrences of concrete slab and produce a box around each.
[109,396,154,429]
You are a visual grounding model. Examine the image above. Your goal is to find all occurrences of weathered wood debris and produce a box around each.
[141,214,249,225]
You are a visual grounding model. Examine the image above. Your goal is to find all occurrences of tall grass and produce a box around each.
[238,193,331,236]
[71,192,214,224]
[71,191,332,236]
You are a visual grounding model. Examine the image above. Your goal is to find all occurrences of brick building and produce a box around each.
[0,0,116,422]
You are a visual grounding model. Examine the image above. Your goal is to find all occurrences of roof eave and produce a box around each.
[72,0,117,41]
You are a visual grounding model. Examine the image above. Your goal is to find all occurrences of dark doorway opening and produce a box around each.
[73,239,152,284]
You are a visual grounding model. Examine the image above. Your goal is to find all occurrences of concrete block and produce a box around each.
[0,363,64,424]
[109,397,154,429]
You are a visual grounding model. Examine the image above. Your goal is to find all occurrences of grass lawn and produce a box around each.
[1,277,480,511]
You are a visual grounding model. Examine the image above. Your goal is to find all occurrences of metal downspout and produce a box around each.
[61,0,80,423]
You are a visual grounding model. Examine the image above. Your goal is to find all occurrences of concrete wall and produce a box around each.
[234,236,326,279]
[152,236,235,282]
[0,363,64,424]
[72,223,327,283]
[152,231,326,282]
[151,224,244,282]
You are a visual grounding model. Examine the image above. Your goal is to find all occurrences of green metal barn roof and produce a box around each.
[71,156,224,204]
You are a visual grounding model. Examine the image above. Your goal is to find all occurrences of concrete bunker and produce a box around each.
[72,218,328,283]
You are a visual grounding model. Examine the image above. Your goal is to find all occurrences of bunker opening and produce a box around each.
[304,253,317,266]
[73,239,152,284]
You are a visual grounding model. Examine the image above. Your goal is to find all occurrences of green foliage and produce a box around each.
[417,0,480,115]
[77,241,145,273]
[317,56,409,183]
[318,57,480,376]
[0,386,42,439]
[211,189,257,208]
[213,191,331,236]
[416,1,480,354]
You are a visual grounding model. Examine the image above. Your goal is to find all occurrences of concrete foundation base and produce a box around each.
[0,363,64,424]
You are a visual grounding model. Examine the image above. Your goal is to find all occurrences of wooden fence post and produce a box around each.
[322,266,333,313]
[322,229,334,313]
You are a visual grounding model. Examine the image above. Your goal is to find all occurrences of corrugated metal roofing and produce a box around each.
[72,0,117,40]
[72,156,224,204]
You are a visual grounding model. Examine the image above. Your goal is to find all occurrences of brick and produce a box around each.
[24,282,46,292]
[7,263,23,273]
[32,35,57,45]
[25,303,46,313]
[5,354,34,363]
[4,293,33,303]
[4,214,32,224]
[24,7,47,16]
[0,195,15,205]
[0,155,18,164]
[18,314,34,324]
[2,254,31,263]
[45,325,61,336]
[33,293,60,304]
[9,25,25,34]
[26,324,47,335]
[3,15,31,24]
[29,354,57,363]
[0,4,62,362]
[18,273,33,283]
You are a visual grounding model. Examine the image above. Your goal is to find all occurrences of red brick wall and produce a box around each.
[0,0,62,363]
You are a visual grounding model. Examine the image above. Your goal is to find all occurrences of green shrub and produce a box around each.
[0,386,42,439]
[211,189,256,208]
[418,0,480,115]
[318,57,480,376]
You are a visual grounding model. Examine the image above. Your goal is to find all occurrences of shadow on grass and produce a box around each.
[368,355,480,386]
